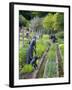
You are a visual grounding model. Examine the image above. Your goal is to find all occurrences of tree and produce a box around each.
[19,11,32,20]
[31,11,48,18]
[43,13,54,34]
[29,16,43,34]
[43,13,64,34]
[53,13,64,31]
[19,11,48,20]
[19,15,29,28]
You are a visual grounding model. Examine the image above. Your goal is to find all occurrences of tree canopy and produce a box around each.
[19,11,64,35]
[19,11,48,20]
[43,13,54,31]
[53,13,64,31]
[29,16,43,32]
[43,13,64,34]
[19,15,29,28]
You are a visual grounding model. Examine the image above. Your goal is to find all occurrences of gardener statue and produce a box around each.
[26,36,36,64]
[50,34,57,43]
[30,56,38,69]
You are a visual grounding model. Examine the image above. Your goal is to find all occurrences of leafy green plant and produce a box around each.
[48,44,56,60]
[36,42,46,57]
[21,64,33,74]
[56,31,64,39]
[57,38,64,44]
[19,48,27,68]
[36,35,50,57]
[42,35,49,40]
[19,14,29,27]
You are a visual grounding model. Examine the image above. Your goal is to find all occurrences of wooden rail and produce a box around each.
[32,48,49,78]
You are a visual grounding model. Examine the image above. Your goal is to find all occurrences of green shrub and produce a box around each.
[56,31,64,39]
[21,64,33,74]
[36,42,46,57]
[19,48,27,68]
[42,34,49,40]
[36,39,47,57]
[57,38,64,44]
[48,44,56,60]
[36,35,50,57]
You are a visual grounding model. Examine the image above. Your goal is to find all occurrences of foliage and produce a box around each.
[53,13,64,31]
[44,60,57,78]
[19,15,29,27]
[21,64,33,73]
[56,31,64,39]
[42,34,51,46]
[43,13,64,34]
[19,48,27,68]
[42,34,49,40]
[19,11,48,20]
[43,13,54,32]
[48,44,56,60]
[29,16,43,32]
[36,40,46,57]
[36,35,49,57]
[43,44,57,78]
[31,11,48,18]
[57,38,64,44]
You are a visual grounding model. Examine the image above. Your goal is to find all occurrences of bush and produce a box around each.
[57,38,64,44]
[19,48,27,68]
[21,64,33,74]
[48,44,56,60]
[56,31,64,39]
[42,34,49,40]
[36,42,46,57]
[36,35,50,57]
[42,35,51,47]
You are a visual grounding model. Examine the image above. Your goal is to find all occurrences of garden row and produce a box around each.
[19,34,50,77]
[43,43,64,78]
